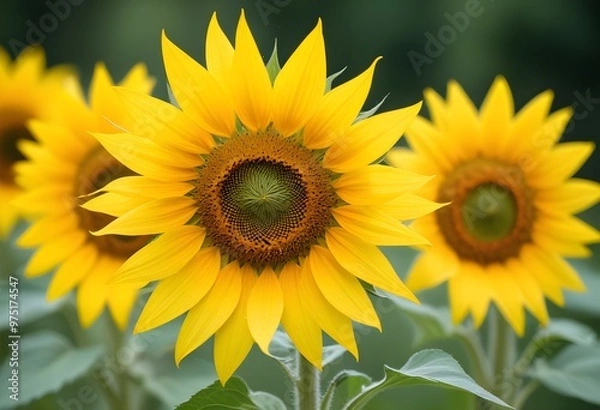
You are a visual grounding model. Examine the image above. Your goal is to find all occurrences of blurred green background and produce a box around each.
[1,0,599,409]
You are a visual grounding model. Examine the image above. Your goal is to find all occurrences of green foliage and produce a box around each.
[175,377,259,410]
[528,344,600,405]
[321,370,372,410]
[343,349,512,410]
[266,41,281,85]
[0,331,103,407]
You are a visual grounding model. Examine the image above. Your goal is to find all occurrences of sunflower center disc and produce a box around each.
[196,131,336,267]
[436,159,534,264]
[76,147,150,258]
[0,124,33,184]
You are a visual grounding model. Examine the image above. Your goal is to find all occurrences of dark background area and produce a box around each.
[1,1,599,409]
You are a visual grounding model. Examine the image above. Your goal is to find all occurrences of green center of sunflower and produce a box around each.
[76,146,150,258]
[0,123,34,184]
[461,183,517,242]
[436,159,535,264]
[195,130,336,267]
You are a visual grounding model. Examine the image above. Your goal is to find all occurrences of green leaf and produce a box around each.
[343,349,513,410]
[0,331,103,407]
[249,391,286,410]
[532,318,596,352]
[389,296,455,346]
[565,261,600,316]
[266,41,281,85]
[268,329,296,377]
[135,353,217,408]
[321,370,372,410]
[528,344,600,405]
[354,94,389,123]
[323,344,347,367]
[175,376,259,410]
[325,67,347,92]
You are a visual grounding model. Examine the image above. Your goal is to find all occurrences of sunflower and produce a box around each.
[89,12,440,382]
[387,76,600,336]
[0,47,73,237]
[13,63,155,330]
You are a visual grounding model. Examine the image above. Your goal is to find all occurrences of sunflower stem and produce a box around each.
[296,351,321,410]
[487,308,517,406]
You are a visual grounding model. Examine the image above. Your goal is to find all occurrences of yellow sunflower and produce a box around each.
[89,12,440,382]
[13,63,155,330]
[387,76,600,336]
[0,47,73,237]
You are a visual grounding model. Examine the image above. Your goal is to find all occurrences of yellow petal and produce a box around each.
[448,274,470,325]
[119,62,155,95]
[529,247,586,292]
[134,247,221,333]
[17,213,78,247]
[535,178,600,215]
[303,58,379,149]
[27,120,89,161]
[506,258,549,325]
[505,90,554,160]
[385,147,437,176]
[214,264,256,384]
[520,244,565,306]
[25,230,87,277]
[299,259,358,359]
[107,283,139,330]
[247,266,284,354]
[405,116,455,173]
[528,142,595,188]
[309,245,380,329]
[12,183,73,216]
[523,107,573,157]
[445,80,482,157]
[423,87,449,130]
[479,76,513,158]
[206,12,234,85]
[535,213,600,244]
[229,11,272,131]
[532,229,592,258]
[379,193,447,221]
[92,197,197,236]
[462,264,492,328]
[279,262,323,370]
[333,165,433,205]
[326,227,418,302]
[89,62,116,118]
[175,261,242,365]
[93,132,202,181]
[111,225,206,284]
[487,263,525,337]
[94,176,193,198]
[114,87,215,153]
[80,193,151,217]
[77,257,120,328]
[162,31,235,137]
[47,244,98,301]
[324,103,422,173]
[406,250,458,292]
[273,20,326,136]
[332,205,431,246]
